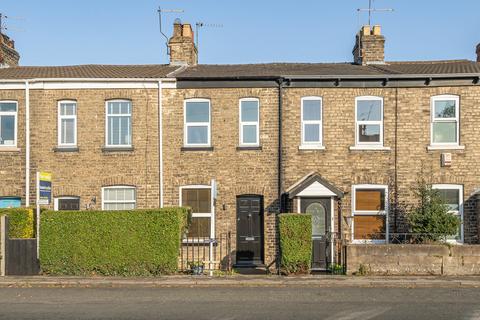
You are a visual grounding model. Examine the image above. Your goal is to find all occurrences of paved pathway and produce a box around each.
[1,275,480,288]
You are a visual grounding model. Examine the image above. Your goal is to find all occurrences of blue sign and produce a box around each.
[38,172,52,205]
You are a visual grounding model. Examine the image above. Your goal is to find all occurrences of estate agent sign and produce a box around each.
[38,172,52,205]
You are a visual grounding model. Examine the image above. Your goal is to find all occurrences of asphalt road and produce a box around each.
[1,286,480,320]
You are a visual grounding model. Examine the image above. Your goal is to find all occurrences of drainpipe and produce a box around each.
[277,78,284,212]
[158,80,164,208]
[25,81,30,207]
[394,88,398,233]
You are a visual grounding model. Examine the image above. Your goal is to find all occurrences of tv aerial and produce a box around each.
[195,22,223,53]
[357,0,393,26]
[157,6,184,55]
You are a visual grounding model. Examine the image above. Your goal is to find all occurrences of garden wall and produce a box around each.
[346,244,480,276]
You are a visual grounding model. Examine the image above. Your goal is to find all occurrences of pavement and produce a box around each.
[2,275,480,288]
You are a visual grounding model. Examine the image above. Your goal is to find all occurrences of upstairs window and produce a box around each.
[431,95,459,146]
[102,186,136,210]
[106,100,132,147]
[239,98,259,146]
[301,97,323,146]
[58,100,77,147]
[355,96,383,146]
[184,99,211,147]
[0,101,17,147]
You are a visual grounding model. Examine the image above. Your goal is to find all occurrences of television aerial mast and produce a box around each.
[157,7,184,55]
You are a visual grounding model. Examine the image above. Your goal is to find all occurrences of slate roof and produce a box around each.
[0,60,478,80]
[0,64,179,80]
[175,60,480,79]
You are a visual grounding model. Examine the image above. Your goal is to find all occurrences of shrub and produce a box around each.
[407,180,460,242]
[40,208,190,276]
[278,213,312,275]
[0,208,34,238]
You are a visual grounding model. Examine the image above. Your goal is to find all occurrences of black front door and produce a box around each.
[301,198,331,270]
[236,195,264,265]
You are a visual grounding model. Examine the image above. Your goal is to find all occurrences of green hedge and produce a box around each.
[40,208,190,276]
[0,208,34,238]
[279,213,312,275]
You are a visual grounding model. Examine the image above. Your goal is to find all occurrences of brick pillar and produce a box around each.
[352,25,385,65]
[476,193,480,244]
[168,22,198,66]
[476,43,480,62]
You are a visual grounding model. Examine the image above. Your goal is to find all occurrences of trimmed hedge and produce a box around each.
[40,208,190,276]
[279,213,312,275]
[0,208,35,238]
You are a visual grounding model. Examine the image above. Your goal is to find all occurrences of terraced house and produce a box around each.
[1,22,480,270]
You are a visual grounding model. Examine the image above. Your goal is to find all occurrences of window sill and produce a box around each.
[298,145,325,151]
[54,147,79,153]
[427,145,465,151]
[349,146,391,151]
[181,146,214,152]
[237,146,262,151]
[0,147,20,152]
[102,146,134,152]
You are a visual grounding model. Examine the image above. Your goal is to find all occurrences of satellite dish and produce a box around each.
[174,18,182,24]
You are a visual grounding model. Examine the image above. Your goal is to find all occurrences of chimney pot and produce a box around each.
[372,25,382,36]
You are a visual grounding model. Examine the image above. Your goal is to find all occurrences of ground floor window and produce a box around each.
[432,184,463,243]
[352,185,388,242]
[0,197,21,208]
[180,186,213,239]
[54,197,80,211]
[102,186,136,210]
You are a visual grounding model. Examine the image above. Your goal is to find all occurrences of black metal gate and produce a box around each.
[2,216,40,276]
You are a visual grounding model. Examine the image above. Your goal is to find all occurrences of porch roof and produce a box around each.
[285,172,344,199]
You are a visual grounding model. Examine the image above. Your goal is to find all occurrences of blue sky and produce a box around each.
[3,0,480,66]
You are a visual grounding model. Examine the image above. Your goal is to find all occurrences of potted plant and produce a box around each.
[189,261,204,275]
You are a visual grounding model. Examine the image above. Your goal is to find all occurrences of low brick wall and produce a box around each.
[346,244,480,276]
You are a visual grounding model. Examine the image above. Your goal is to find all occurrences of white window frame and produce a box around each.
[184,98,211,147]
[101,186,136,210]
[179,184,215,240]
[105,99,132,148]
[53,196,80,211]
[430,95,460,148]
[57,100,77,147]
[300,96,323,148]
[355,96,384,147]
[239,98,260,146]
[0,100,18,148]
[351,184,389,244]
[432,184,464,244]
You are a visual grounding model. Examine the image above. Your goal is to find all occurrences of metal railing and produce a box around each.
[347,232,461,244]
[179,232,232,274]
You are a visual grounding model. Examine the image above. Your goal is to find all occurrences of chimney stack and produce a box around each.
[168,20,198,66]
[476,43,480,62]
[352,25,385,65]
[0,33,19,67]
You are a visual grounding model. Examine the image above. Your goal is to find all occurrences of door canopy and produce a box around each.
[285,172,344,199]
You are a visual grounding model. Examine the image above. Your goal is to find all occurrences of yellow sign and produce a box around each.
[39,172,52,182]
